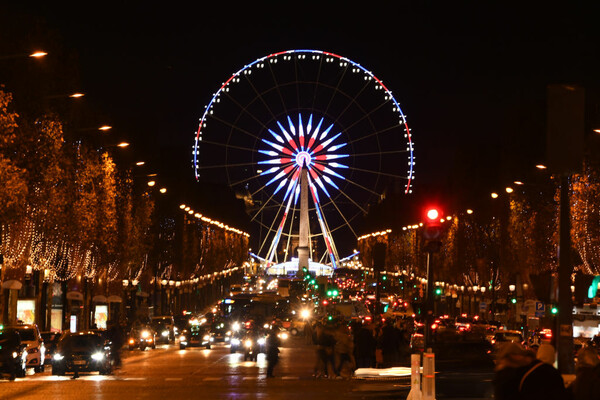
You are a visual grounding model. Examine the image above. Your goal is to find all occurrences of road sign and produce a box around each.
[479,302,487,311]
[535,302,545,312]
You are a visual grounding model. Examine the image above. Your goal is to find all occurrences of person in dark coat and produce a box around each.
[570,346,600,400]
[265,331,281,378]
[494,342,568,400]
[354,324,376,368]
[377,320,399,367]
[106,321,124,368]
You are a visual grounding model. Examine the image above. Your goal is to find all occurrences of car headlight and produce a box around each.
[141,330,150,339]
[231,338,240,346]
[203,335,210,341]
[263,323,270,329]
[53,353,64,361]
[91,352,104,361]
[279,332,289,340]
[301,309,311,319]
[232,322,240,332]
[161,330,169,337]
[129,338,135,344]
[244,340,253,348]
[225,336,230,342]
[226,331,232,336]
[257,338,266,345]
[12,351,18,359]
[180,335,187,342]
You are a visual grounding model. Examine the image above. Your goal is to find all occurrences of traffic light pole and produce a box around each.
[557,174,574,374]
[424,244,437,349]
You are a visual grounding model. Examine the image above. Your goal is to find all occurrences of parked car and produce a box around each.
[52,331,113,376]
[10,324,46,372]
[0,328,28,380]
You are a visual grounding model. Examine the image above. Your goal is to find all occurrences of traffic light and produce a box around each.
[423,206,444,249]
[510,297,517,304]
[551,305,559,315]
[435,287,442,296]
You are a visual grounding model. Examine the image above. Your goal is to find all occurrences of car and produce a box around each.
[490,329,524,354]
[0,328,28,380]
[240,328,267,361]
[52,331,113,376]
[127,325,156,350]
[10,324,46,372]
[210,319,230,343]
[151,316,176,343]
[40,331,62,365]
[179,324,213,350]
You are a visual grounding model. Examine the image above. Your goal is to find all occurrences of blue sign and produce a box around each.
[535,302,545,312]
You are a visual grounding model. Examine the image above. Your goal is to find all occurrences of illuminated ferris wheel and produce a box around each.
[193,49,415,267]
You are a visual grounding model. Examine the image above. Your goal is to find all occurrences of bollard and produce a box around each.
[422,348,435,400]
[406,353,422,400]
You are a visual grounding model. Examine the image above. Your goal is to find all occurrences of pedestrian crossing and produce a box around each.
[0,375,307,383]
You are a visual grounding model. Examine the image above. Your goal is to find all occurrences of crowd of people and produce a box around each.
[305,316,414,378]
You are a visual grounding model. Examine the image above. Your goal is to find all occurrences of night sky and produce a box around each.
[2,2,599,253]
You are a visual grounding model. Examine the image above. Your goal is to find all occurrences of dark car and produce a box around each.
[151,317,175,343]
[210,319,229,343]
[40,331,62,365]
[179,324,213,350]
[52,331,113,376]
[0,328,28,380]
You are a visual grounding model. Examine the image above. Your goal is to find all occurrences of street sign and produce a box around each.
[535,302,545,312]
[479,302,487,311]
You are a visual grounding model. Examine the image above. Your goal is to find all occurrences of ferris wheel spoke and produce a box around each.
[325,184,368,215]
[347,123,400,145]
[267,61,291,120]
[208,114,265,142]
[241,73,280,123]
[341,96,393,135]
[331,76,373,125]
[353,149,409,157]
[323,65,350,117]
[345,165,411,180]
[195,161,258,171]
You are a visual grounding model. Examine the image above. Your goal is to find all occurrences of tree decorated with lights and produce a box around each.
[571,162,600,275]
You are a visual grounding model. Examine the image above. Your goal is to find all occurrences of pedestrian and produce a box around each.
[106,320,124,369]
[569,346,600,400]
[354,323,376,368]
[304,319,313,344]
[265,330,281,378]
[333,323,354,378]
[377,319,399,367]
[493,342,568,400]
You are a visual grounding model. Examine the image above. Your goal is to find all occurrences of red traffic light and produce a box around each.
[423,206,443,240]
[426,208,440,221]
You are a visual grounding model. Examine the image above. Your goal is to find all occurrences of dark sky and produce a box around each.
[2,2,600,252]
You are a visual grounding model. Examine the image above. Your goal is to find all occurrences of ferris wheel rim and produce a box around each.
[193,49,415,192]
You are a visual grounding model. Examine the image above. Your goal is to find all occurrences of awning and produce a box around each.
[107,295,122,303]
[66,291,83,301]
[92,295,108,303]
[1,280,23,290]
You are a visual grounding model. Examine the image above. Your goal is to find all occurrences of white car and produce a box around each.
[12,324,46,372]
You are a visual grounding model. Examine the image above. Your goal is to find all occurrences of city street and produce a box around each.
[0,337,412,400]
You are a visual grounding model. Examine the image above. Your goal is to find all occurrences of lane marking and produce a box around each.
[203,377,221,381]
[165,378,183,381]
[281,376,300,380]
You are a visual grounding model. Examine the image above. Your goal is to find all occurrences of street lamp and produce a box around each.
[29,51,48,58]
[98,125,112,131]
[117,142,129,148]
